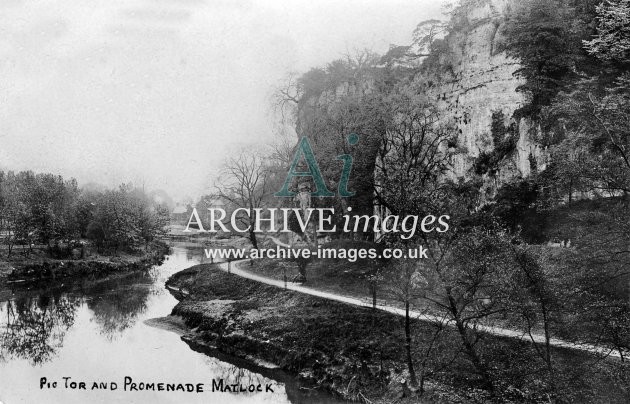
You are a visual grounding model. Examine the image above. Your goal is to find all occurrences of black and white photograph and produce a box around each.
[0,0,629,403]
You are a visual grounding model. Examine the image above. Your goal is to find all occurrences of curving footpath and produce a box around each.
[216,258,622,360]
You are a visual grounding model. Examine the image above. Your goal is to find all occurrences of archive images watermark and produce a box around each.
[184,135,451,240]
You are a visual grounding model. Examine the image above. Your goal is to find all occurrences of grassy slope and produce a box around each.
[168,264,630,403]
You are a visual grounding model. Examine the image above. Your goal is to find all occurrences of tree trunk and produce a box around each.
[249,228,258,249]
[405,300,418,387]
[298,261,307,281]
[370,283,378,326]
[454,316,493,392]
[419,368,425,395]
[448,293,494,393]
[541,304,556,393]
[372,283,377,310]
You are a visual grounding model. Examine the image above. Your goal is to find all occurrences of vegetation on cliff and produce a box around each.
[194,1,630,401]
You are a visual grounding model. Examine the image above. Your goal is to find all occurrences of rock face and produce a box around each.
[420,0,546,196]
[298,0,548,201]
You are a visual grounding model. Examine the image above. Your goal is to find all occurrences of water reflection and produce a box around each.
[0,294,80,365]
[0,243,342,404]
[0,269,159,362]
[87,272,155,340]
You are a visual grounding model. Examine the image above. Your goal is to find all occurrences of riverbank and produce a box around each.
[166,263,630,403]
[2,244,343,404]
[0,241,170,285]
[166,263,422,402]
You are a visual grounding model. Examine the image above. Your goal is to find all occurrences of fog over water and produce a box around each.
[0,0,444,200]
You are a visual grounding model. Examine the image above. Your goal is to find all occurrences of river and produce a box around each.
[0,243,341,404]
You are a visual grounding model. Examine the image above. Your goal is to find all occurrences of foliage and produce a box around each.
[558,201,630,358]
[502,0,600,117]
[261,4,630,398]
[423,225,519,393]
[547,74,630,196]
[473,111,519,176]
[0,170,169,257]
[374,84,455,219]
[584,0,630,64]
[0,294,81,365]
[281,53,386,234]
[412,19,447,54]
[485,178,547,242]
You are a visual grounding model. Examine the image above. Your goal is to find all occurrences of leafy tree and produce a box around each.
[412,20,447,56]
[540,137,593,203]
[88,184,163,253]
[75,192,97,238]
[549,75,630,195]
[584,0,630,64]
[502,0,599,116]
[0,170,167,257]
[0,172,23,257]
[86,221,106,251]
[130,188,169,249]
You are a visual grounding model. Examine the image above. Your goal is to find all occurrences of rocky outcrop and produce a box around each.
[423,0,545,196]
[298,0,548,201]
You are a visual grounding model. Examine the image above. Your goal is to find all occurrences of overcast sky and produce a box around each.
[0,0,445,200]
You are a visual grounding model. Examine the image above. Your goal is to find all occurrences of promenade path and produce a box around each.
[214,257,622,360]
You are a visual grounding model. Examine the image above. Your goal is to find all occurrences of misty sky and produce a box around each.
[0,0,444,200]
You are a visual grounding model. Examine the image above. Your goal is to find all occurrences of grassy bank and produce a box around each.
[167,264,630,403]
[0,241,170,285]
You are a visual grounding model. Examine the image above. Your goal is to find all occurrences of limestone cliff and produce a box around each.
[296,0,549,202]
[419,0,546,196]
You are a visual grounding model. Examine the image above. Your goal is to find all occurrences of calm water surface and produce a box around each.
[0,243,340,404]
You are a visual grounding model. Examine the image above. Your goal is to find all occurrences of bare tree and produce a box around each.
[214,151,271,249]
[384,259,428,388]
[374,88,455,217]
[421,227,517,394]
[271,72,301,129]
[268,130,296,169]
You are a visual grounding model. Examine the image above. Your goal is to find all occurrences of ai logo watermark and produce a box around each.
[274,134,359,198]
